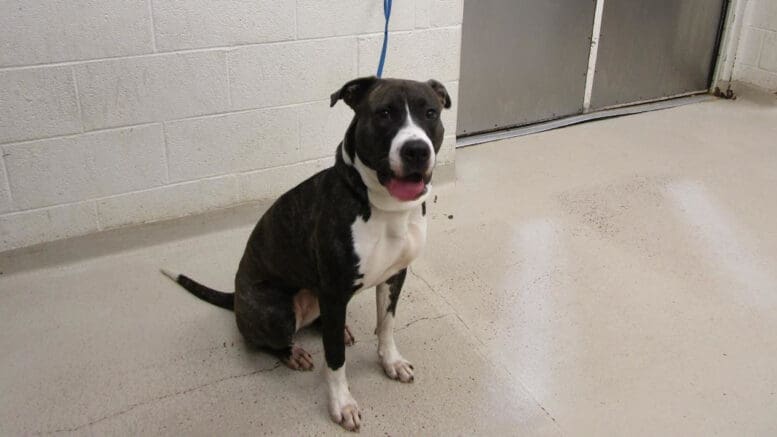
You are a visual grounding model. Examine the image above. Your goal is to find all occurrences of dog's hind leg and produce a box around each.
[309,318,356,346]
[274,345,315,370]
[234,280,315,370]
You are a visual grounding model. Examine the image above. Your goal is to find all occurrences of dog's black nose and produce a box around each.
[400,140,431,166]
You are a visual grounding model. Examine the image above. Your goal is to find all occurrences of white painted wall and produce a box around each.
[0,0,463,251]
[731,0,777,90]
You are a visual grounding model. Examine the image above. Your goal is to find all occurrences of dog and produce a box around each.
[161,76,451,431]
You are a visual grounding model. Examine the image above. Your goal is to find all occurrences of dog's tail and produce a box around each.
[160,268,234,311]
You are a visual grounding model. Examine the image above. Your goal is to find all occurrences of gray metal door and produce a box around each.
[456,0,596,136]
[590,0,727,109]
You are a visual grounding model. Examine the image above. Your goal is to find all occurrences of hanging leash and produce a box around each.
[376,0,392,78]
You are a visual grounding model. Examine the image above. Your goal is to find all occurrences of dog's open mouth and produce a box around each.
[385,173,426,201]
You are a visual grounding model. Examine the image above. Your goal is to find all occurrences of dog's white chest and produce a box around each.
[351,206,427,290]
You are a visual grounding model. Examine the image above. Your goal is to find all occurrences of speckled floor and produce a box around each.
[1,87,776,436]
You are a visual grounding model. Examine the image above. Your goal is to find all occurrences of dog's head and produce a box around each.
[331,77,451,208]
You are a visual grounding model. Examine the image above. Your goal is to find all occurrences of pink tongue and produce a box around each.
[386,178,425,201]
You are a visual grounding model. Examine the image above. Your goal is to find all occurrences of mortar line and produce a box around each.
[0,98,331,147]
[147,0,158,52]
[2,155,334,216]
[296,104,303,159]
[747,24,777,34]
[356,34,361,73]
[0,122,159,147]
[0,26,459,73]
[1,148,14,208]
[161,122,170,183]
[747,64,777,75]
[293,0,299,39]
[225,52,233,108]
[70,66,85,133]
[755,30,765,67]
[0,27,462,73]
[93,201,102,231]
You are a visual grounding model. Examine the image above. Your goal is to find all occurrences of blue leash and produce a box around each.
[376,0,392,78]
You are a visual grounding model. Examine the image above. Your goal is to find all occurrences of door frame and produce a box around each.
[711,0,746,90]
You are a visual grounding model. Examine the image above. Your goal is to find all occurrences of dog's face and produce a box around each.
[331,77,451,203]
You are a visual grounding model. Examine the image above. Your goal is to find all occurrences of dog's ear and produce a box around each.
[330,76,379,109]
[426,79,451,109]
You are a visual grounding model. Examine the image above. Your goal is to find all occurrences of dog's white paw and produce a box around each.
[329,394,361,432]
[327,366,362,431]
[382,357,415,382]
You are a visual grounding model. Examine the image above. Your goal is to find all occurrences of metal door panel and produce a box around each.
[591,0,726,109]
[457,0,596,136]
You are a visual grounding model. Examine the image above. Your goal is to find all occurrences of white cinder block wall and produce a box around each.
[732,0,777,90]
[0,0,463,251]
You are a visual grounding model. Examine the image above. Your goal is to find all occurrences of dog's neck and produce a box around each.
[334,142,369,202]
[336,122,430,213]
[333,120,370,207]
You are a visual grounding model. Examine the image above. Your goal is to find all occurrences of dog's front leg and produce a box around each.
[376,269,414,382]
[320,296,361,431]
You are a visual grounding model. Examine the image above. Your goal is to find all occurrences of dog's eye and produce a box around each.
[426,109,438,120]
[378,108,391,120]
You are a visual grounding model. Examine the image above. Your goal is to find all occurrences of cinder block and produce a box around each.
[298,100,353,161]
[3,125,166,210]
[358,28,461,83]
[153,0,295,51]
[76,51,229,130]
[745,0,777,31]
[97,175,239,230]
[296,0,414,38]
[441,80,459,137]
[0,161,12,213]
[736,27,766,67]
[198,175,241,210]
[759,31,777,72]
[432,158,456,184]
[165,107,299,182]
[430,0,464,27]
[238,157,335,202]
[229,38,356,110]
[733,64,777,91]
[415,0,462,29]
[0,201,99,252]
[415,0,431,29]
[437,135,456,166]
[0,67,81,144]
[0,0,153,67]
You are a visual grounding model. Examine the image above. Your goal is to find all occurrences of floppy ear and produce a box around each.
[330,76,379,109]
[426,79,452,109]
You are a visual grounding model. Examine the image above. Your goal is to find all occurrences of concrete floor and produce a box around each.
[2,88,777,436]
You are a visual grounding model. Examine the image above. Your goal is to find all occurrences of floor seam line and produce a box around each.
[409,267,486,349]
[409,267,566,435]
[34,362,282,435]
